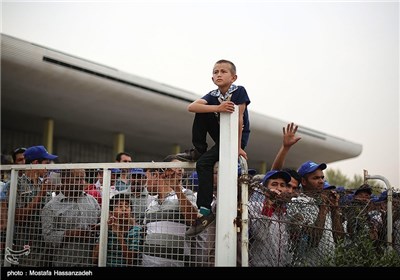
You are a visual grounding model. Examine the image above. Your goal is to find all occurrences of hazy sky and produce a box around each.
[2,0,399,188]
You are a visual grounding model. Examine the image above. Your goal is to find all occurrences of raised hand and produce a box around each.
[283,122,301,148]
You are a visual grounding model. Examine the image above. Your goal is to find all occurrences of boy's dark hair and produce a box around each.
[215,59,236,74]
[115,152,132,162]
[282,168,301,186]
[12,147,26,162]
[109,193,132,211]
[158,154,180,172]
[162,154,179,163]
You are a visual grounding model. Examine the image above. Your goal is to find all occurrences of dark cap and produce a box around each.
[262,170,291,185]
[354,184,372,196]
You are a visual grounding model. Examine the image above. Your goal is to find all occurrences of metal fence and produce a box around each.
[1,162,219,267]
[1,163,399,267]
[245,175,400,267]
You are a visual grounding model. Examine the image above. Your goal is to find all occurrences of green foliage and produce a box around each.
[325,169,350,188]
[325,168,385,193]
[322,230,400,267]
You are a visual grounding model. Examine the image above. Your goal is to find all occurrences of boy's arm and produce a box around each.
[271,122,301,170]
[188,99,235,113]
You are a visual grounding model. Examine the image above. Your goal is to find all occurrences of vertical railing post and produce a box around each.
[98,169,111,266]
[4,169,18,267]
[239,156,249,267]
[215,106,238,266]
[364,170,393,251]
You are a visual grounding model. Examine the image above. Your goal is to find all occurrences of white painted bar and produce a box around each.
[215,107,239,266]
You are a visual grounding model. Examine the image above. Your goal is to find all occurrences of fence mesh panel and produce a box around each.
[247,181,400,267]
[1,167,399,267]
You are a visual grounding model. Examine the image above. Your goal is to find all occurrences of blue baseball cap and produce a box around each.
[323,181,336,190]
[189,171,198,184]
[130,168,146,177]
[248,169,257,176]
[336,186,346,193]
[340,193,354,204]
[237,162,257,176]
[238,167,257,176]
[297,160,327,177]
[370,194,379,202]
[262,170,291,185]
[24,145,58,162]
[376,190,387,202]
[188,171,199,192]
[110,168,121,174]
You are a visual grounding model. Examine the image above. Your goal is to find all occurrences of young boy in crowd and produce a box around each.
[93,193,143,266]
[177,59,251,236]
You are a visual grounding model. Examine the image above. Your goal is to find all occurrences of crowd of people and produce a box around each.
[0,147,217,267]
[1,59,398,267]
[1,126,398,267]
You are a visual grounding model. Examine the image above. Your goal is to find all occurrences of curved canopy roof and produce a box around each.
[1,34,362,170]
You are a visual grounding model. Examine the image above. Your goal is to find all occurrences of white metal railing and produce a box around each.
[364,169,394,251]
[215,107,239,266]
[1,107,247,267]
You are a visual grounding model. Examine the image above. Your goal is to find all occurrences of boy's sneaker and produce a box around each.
[185,213,216,237]
[176,149,202,162]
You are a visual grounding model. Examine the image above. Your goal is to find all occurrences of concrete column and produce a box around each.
[259,161,267,174]
[114,133,125,158]
[171,144,180,154]
[43,118,54,153]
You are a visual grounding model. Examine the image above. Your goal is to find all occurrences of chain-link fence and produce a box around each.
[246,180,400,267]
[1,163,399,267]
